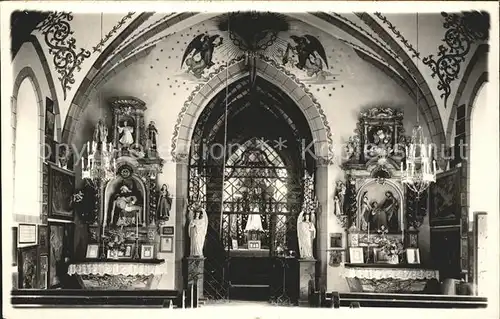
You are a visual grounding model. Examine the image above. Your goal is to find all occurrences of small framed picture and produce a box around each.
[406,248,421,264]
[124,244,134,258]
[141,244,155,259]
[231,239,239,250]
[159,236,173,253]
[86,244,99,259]
[329,233,343,249]
[107,249,118,259]
[161,226,174,235]
[38,225,49,254]
[248,240,261,250]
[349,247,364,264]
[18,223,37,244]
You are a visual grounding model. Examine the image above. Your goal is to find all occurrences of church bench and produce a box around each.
[321,291,487,308]
[11,289,180,308]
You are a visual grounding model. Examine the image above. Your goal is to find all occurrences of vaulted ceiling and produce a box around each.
[12,11,490,143]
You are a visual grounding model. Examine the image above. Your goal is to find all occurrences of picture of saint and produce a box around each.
[358,187,400,234]
[108,184,143,227]
[379,191,399,233]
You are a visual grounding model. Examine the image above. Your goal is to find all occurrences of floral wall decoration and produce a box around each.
[35,12,91,100]
[423,11,490,107]
[373,12,421,59]
[92,12,135,53]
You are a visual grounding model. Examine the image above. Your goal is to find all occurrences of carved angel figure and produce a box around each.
[188,201,208,257]
[297,209,316,259]
[118,121,134,147]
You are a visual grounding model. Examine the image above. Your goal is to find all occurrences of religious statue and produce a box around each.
[333,181,346,217]
[244,205,264,232]
[93,119,108,145]
[297,209,316,259]
[379,191,399,233]
[188,201,208,257]
[360,192,371,231]
[156,184,172,221]
[118,120,134,148]
[148,121,159,152]
[109,185,143,227]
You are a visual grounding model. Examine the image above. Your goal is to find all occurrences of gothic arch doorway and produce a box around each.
[186,75,319,302]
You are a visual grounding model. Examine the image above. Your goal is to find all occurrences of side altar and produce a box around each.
[333,107,439,294]
[68,97,172,290]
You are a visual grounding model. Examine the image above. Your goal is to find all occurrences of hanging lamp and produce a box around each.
[401,12,437,198]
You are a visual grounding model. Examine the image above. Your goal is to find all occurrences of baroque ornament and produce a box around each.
[423,11,489,107]
[35,12,91,100]
[92,12,135,53]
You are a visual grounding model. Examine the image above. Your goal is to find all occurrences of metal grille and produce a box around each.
[188,139,303,300]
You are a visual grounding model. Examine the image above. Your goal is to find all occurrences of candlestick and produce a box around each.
[190,284,194,308]
[182,290,185,308]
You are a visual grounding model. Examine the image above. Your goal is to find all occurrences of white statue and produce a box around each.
[297,209,316,259]
[244,205,264,232]
[118,120,134,147]
[188,201,208,257]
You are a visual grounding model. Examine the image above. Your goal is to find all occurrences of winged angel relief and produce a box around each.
[279,34,334,81]
[181,33,224,79]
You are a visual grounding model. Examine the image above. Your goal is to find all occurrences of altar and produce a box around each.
[68,259,166,290]
[344,263,439,293]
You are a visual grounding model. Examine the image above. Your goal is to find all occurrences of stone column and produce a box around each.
[186,256,205,300]
[298,258,316,306]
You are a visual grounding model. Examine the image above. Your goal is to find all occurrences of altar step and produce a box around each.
[11,289,180,308]
[320,292,488,309]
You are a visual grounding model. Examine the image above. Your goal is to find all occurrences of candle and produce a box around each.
[190,284,194,308]
[87,142,90,154]
[433,160,437,173]
[428,144,432,158]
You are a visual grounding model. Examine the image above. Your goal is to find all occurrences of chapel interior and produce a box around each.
[6,9,498,308]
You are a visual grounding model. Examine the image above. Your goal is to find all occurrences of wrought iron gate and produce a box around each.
[188,138,304,300]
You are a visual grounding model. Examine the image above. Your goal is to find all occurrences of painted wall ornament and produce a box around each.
[280,35,332,80]
[423,11,489,107]
[34,12,91,100]
[181,33,223,79]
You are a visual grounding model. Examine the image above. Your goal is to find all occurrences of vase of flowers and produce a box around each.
[375,227,404,264]
[103,227,126,259]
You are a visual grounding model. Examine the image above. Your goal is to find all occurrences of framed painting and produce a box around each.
[159,236,173,253]
[329,233,343,249]
[86,244,99,259]
[12,227,18,266]
[349,247,364,264]
[429,168,461,227]
[49,164,75,220]
[123,244,134,258]
[48,222,74,288]
[18,246,38,289]
[18,223,37,244]
[406,248,421,264]
[141,244,155,259]
[161,226,174,235]
[38,225,49,254]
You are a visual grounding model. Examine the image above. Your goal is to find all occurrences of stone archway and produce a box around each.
[172,58,334,291]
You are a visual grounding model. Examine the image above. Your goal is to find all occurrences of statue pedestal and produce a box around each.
[185,256,205,300]
[298,258,316,306]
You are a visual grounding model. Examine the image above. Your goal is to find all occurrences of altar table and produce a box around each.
[343,264,439,293]
[68,259,166,290]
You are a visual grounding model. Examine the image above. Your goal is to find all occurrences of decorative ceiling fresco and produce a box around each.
[20,10,490,142]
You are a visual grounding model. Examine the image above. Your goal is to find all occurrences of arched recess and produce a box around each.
[172,58,333,291]
[11,67,45,223]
